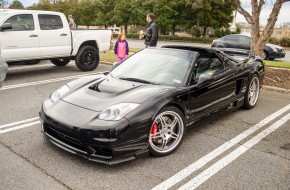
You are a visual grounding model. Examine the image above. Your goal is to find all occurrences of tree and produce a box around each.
[9,0,24,9]
[191,0,235,36]
[235,0,290,56]
[95,0,115,28]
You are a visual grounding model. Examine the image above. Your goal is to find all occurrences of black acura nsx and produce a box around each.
[40,45,264,165]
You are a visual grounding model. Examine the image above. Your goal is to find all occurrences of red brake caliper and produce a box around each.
[150,123,158,141]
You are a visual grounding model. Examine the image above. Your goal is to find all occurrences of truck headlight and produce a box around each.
[50,85,70,103]
[98,103,139,121]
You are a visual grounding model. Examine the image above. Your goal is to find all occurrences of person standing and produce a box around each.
[114,33,129,63]
[68,15,76,29]
[139,13,158,48]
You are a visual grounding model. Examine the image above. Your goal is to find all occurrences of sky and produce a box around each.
[235,0,290,27]
[7,0,290,27]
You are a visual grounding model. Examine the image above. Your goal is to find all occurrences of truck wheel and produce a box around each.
[50,57,70,66]
[75,45,99,71]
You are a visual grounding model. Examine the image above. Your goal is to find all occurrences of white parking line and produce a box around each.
[151,104,290,190]
[0,73,93,91]
[0,117,41,134]
[178,113,290,190]
[0,117,39,129]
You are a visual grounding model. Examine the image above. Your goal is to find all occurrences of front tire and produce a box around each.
[262,51,268,60]
[243,75,260,109]
[50,57,70,66]
[149,107,185,157]
[75,45,99,71]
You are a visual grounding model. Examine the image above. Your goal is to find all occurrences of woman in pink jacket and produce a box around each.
[114,33,129,63]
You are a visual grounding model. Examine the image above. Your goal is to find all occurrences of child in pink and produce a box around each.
[114,33,129,63]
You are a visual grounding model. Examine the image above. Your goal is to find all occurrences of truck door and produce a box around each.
[38,14,71,58]
[0,14,40,61]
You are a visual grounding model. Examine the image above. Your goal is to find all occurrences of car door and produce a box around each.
[38,14,71,58]
[187,55,237,124]
[0,13,40,61]
[238,36,251,50]
[225,35,239,48]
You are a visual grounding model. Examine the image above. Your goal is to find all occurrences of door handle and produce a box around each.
[29,34,38,37]
[60,33,67,36]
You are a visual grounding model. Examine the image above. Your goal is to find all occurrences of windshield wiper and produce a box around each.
[119,77,158,85]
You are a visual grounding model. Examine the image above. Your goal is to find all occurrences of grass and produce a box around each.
[101,48,290,69]
[264,60,290,69]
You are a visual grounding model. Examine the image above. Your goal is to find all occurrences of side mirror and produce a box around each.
[197,74,214,88]
[0,23,12,31]
[111,62,119,70]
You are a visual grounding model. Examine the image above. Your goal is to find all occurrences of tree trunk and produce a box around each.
[172,24,175,36]
[124,24,128,35]
[203,26,207,37]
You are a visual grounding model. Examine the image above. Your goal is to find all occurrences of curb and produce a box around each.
[262,86,290,94]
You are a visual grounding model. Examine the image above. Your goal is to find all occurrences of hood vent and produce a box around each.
[89,79,104,92]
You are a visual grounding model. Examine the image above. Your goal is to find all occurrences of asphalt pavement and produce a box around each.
[0,61,290,190]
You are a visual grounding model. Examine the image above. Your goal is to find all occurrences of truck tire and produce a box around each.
[75,45,99,71]
[50,57,70,66]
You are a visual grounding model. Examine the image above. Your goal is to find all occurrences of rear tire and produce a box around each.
[75,45,99,71]
[149,106,185,157]
[243,74,260,109]
[50,57,70,66]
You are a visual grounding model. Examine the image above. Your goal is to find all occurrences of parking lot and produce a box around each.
[1,61,290,190]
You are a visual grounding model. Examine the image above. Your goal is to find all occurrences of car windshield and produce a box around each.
[111,48,193,86]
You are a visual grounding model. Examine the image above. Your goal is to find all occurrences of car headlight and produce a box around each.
[50,85,70,103]
[98,103,139,121]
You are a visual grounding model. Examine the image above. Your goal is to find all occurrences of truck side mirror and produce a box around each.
[0,23,12,31]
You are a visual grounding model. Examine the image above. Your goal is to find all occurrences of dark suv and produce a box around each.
[211,34,286,60]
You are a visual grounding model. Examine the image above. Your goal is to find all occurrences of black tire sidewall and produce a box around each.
[149,106,186,157]
[50,57,70,66]
[75,45,99,71]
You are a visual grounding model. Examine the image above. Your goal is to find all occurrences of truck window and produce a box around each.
[38,14,63,30]
[4,14,34,31]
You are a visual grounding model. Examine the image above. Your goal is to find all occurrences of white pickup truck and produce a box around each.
[0,9,111,71]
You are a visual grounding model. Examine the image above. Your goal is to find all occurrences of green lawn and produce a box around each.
[100,49,290,69]
[264,60,290,69]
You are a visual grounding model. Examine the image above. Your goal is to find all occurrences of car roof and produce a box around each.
[0,9,61,15]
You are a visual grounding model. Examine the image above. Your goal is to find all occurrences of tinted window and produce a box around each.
[195,57,224,78]
[239,36,250,44]
[111,49,192,86]
[38,14,63,30]
[4,14,34,31]
[225,36,238,42]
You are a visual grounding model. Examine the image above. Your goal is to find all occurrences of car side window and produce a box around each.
[195,57,224,79]
[4,14,34,31]
[239,36,250,44]
[225,36,238,42]
[38,14,63,30]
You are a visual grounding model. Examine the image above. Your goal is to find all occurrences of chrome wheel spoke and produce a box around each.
[161,138,168,150]
[158,115,167,129]
[170,116,178,129]
[170,132,179,139]
[150,132,162,139]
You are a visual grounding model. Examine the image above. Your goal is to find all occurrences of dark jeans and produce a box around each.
[145,45,157,48]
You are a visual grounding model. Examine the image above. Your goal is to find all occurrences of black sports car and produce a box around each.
[40,45,264,165]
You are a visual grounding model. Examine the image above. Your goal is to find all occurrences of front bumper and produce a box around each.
[268,50,286,59]
[0,57,8,87]
[40,100,149,165]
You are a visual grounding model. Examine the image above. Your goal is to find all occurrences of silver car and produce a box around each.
[0,56,8,87]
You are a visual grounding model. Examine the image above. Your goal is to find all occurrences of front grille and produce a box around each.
[43,123,112,157]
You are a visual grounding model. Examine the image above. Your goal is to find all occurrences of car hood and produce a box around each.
[62,75,174,112]
[265,43,283,49]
